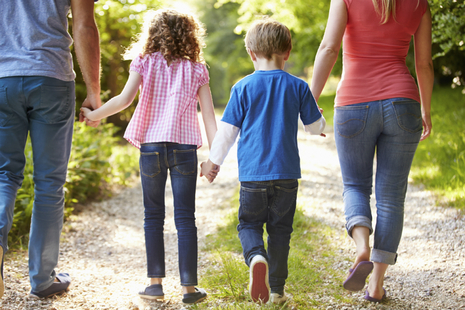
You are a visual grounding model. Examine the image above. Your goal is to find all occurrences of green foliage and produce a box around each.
[189,0,253,107]
[410,87,465,209]
[214,0,338,77]
[72,0,164,130]
[316,92,336,127]
[429,0,465,90]
[198,192,351,309]
[10,122,140,247]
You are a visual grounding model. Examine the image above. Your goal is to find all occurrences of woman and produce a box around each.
[311,0,433,302]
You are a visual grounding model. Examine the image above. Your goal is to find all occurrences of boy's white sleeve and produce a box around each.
[209,121,240,165]
[304,116,326,135]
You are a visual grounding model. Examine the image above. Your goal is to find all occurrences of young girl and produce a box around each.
[81,9,217,304]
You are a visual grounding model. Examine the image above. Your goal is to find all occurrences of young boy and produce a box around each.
[201,18,325,304]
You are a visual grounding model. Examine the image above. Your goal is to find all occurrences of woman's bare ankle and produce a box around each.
[351,247,371,269]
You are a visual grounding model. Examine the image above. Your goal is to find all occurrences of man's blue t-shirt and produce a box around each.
[222,70,322,182]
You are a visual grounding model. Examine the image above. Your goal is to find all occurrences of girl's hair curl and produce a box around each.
[125,9,206,64]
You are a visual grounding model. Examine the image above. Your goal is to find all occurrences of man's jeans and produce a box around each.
[238,179,298,294]
[0,76,75,291]
[334,98,422,265]
[139,142,198,286]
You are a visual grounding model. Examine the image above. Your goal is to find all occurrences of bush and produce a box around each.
[9,121,140,247]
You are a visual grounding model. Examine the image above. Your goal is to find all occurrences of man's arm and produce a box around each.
[71,0,101,126]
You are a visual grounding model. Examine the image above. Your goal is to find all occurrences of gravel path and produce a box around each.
[1,122,464,309]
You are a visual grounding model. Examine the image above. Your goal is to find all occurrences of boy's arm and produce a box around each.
[200,121,240,183]
[209,121,240,165]
[81,71,141,121]
[304,116,326,136]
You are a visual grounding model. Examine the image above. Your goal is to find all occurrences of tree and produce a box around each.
[430,0,465,91]
[71,0,163,130]
[214,0,335,77]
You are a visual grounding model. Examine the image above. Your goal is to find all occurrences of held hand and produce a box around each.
[200,160,220,183]
[80,97,101,127]
[80,107,100,128]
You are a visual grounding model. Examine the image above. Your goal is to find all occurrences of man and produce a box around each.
[0,0,101,298]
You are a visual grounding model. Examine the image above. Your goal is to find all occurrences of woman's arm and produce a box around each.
[198,83,218,149]
[81,71,141,121]
[310,0,347,101]
[414,4,434,141]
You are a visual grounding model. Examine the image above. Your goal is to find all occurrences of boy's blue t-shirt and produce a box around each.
[222,70,322,182]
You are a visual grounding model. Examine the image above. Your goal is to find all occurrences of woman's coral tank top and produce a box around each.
[336,0,428,106]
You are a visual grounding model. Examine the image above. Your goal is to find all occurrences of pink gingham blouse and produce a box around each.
[123,52,209,149]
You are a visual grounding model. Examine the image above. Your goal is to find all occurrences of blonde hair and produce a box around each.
[244,18,292,60]
[371,0,396,24]
[124,9,206,63]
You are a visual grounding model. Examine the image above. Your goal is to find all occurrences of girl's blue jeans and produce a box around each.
[139,142,198,286]
[0,76,75,292]
[238,179,298,295]
[334,98,422,265]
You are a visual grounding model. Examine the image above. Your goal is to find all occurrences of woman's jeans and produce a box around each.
[334,98,422,265]
[0,76,75,291]
[139,142,198,286]
[238,179,298,294]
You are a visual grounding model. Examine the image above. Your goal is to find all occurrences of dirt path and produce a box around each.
[2,122,465,309]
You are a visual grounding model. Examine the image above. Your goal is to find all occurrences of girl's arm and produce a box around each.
[414,4,434,141]
[310,0,347,101]
[198,83,218,148]
[81,71,142,121]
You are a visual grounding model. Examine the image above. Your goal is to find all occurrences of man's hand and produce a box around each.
[80,97,101,127]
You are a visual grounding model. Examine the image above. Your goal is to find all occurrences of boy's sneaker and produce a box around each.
[249,255,270,303]
[270,292,288,304]
[182,287,207,304]
[138,284,164,300]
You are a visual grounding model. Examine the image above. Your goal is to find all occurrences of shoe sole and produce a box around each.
[343,261,373,292]
[139,293,164,301]
[250,260,270,303]
[183,295,207,304]
[28,287,70,299]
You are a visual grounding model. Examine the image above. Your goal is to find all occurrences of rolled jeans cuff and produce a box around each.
[372,248,397,265]
[346,215,373,238]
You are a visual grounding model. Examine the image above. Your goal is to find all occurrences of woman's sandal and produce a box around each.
[364,288,387,303]
[343,261,373,291]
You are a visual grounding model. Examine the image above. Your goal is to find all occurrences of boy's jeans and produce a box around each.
[238,179,298,294]
[334,98,422,265]
[0,76,75,292]
[139,142,198,286]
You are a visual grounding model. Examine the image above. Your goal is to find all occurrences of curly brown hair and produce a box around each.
[136,9,206,64]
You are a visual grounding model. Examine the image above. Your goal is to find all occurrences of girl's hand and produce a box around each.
[80,107,92,119]
[80,107,100,127]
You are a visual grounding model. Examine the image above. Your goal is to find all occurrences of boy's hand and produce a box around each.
[200,159,220,183]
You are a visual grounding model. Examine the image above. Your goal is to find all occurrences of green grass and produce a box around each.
[410,87,465,209]
[194,191,354,309]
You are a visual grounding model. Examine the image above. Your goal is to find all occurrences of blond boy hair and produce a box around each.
[245,18,292,60]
